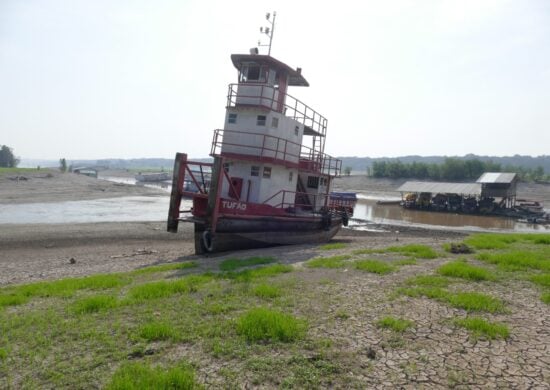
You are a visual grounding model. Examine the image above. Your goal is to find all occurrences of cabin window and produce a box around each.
[250,166,260,177]
[257,115,266,126]
[247,65,261,81]
[307,176,319,189]
[263,167,272,179]
[289,172,293,182]
[294,126,299,136]
[271,117,279,128]
[228,113,237,124]
[223,163,230,173]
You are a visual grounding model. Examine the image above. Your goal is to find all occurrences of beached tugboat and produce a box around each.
[167,23,351,254]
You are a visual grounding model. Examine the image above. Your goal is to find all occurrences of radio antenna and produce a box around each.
[258,11,276,56]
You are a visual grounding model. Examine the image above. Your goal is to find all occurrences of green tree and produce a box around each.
[59,158,67,173]
[0,145,19,168]
[343,166,352,176]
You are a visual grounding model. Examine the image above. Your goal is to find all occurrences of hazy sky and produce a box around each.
[1,0,549,160]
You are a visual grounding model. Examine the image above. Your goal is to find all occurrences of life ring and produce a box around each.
[201,230,214,252]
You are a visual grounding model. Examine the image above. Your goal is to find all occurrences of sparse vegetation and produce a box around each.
[355,259,395,274]
[71,295,117,314]
[137,322,177,341]
[106,362,199,390]
[130,261,196,275]
[376,316,413,332]
[437,260,494,281]
[454,317,510,340]
[1,233,548,387]
[236,307,305,342]
[385,244,439,259]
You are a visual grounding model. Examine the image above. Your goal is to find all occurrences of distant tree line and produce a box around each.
[0,145,19,168]
[371,158,548,182]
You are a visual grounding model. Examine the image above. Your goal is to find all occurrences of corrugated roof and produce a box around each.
[397,181,482,195]
[476,172,517,184]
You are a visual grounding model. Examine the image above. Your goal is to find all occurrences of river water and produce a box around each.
[0,177,547,233]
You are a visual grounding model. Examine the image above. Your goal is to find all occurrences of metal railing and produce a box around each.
[227,83,327,137]
[262,189,329,213]
[210,129,341,176]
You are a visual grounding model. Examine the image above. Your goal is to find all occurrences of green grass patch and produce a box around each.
[10,274,129,299]
[541,292,550,304]
[376,316,413,332]
[0,293,29,308]
[399,286,505,313]
[437,260,494,281]
[385,244,439,259]
[219,256,276,271]
[130,261,196,275]
[454,317,510,339]
[305,255,351,269]
[0,347,7,360]
[236,307,305,342]
[71,295,117,314]
[128,275,211,301]
[225,264,293,281]
[318,242,347,250]
[398,286,449,300]
[530,274,550,288]
[253,284,281,299]
[106,361,199,389]
[405,275,451,288]
[137,322,177,341]
[354,259,394,274]
[464,234,519,249]
[477,250,550,272]
[447,292,506,313]
[352,248,380,255]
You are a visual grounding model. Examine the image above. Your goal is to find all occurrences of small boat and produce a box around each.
[517,200,544,214]
[167,17,351,254]
[135,172,170,182]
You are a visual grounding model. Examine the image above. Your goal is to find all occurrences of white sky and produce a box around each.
[1,0,549,160]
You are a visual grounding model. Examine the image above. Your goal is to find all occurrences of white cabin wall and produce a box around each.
[223,109,304,164]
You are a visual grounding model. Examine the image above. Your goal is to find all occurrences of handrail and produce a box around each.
[210,129,341,176]
[262,189,330,212]
[227,83,327,138]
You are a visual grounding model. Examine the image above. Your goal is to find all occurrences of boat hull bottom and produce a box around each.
[193,218,342,254]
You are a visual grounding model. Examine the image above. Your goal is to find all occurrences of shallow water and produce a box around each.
[0,196,191,224]
[350,199,549,233]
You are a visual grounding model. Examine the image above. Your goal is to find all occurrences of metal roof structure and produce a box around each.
[476,172,518,184]
[397,181,482,195]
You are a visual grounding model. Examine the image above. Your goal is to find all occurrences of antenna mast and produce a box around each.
[258,11,276,56]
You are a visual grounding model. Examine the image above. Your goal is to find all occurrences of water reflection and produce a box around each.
[99,176,172,193]
[351,199,548,232]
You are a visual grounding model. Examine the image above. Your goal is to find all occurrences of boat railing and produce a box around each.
[211,129,341,176]
[227,83,327,137]
[263,190,354,214]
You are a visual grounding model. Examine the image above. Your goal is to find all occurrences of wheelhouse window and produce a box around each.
[294,126,300,136]
[228,113,237,124]
[307,176,319,189]
[240,64,266,83]
[289,171,293,182]
[257,115,266,126]
[271,117,279,128]
[250,166,260,177]
[263,167,272,179]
